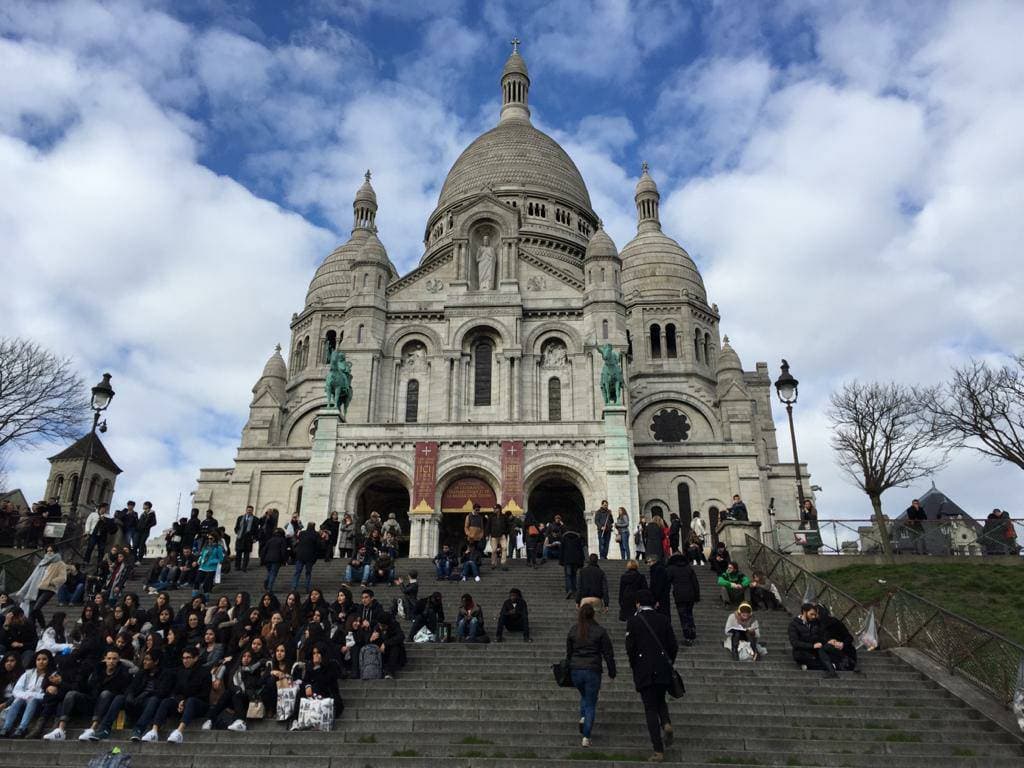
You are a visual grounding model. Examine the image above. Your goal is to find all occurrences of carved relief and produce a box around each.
[425,278,444,293]
[401,341,428,371]
[527,275,547,291]
[541,339,568,369]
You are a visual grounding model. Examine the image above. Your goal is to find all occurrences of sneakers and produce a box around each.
[581,737,591,747]
[129,730,143,742]
[474,576,480,582]
[76,727,96,741]
[141,728,158,742]
[648,752,665,763]
[95,729,111,740]
[289,721,303,731]
[201,720,213,730]
[43,727,66,741]
[167,729,183,743]
[227,719,247,732]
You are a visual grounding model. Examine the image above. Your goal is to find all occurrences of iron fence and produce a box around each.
[768,517,1022,557]
[0,531,88,592]
[747,534,1024,715]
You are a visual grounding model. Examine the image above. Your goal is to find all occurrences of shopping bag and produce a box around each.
[276,682,299,721]
[296,696,334,731]
[246,701,266,719]
[214,563,222,585]
[413,626,435,643]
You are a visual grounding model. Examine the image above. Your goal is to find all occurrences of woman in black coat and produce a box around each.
[291,523,320,592]
[321,512,340,562]
[644,516,667,564]
[618,560,648,621]
[625,588,679,762]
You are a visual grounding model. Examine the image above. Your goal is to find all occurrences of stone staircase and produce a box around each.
[3,555,1022,767]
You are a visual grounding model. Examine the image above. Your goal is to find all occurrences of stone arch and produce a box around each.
[287,477,304,516]
[523,320,583,355]
[451,318,513,351]
[434,458,502,506]
[382,324,443,358]
[283,401,330,445]
[340,462,414,539]
[643,498,671,520]
[524,461,595,535]
[629,392,721,441]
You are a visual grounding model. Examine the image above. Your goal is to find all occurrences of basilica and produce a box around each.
[193,45,810,557]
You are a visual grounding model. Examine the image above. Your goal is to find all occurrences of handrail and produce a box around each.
[748,534,1024,714]
[0,531,90,571]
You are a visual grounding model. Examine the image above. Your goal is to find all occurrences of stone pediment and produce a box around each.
[718,379,749,402]
[518,244,584,292]
[250,385,283,409]
[387,251,453,299]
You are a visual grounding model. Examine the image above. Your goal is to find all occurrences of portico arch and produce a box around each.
[345,467,412,555]
[524,464,593,534]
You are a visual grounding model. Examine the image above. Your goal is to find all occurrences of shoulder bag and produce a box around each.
[637,612,685,698]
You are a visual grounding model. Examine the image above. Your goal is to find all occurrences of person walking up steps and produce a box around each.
[566,603,616,748]
[626,589,679,763]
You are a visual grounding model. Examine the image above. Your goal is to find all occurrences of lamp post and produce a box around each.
[774,360,806,514]
[70,373,115,529]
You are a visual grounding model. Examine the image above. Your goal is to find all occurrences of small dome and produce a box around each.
[620,230,706,303]
[305,230,370,306]
[261,344,287,381]
[586,227,618,259]
[717,336,744,378]
[353,231,397,277]
[355,171,376,204]
[502,51,529,79]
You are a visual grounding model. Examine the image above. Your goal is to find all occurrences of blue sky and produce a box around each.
[2,0,1023,531]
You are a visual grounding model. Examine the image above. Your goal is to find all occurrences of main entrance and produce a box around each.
[357,477,411,556]
[527,477,585,533]
[439,476,497,549]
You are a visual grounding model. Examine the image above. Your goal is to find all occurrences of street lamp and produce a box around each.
[774,360,806,513]
[70,373,115,529]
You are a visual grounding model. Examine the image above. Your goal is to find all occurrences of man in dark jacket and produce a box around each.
[407,591,445,641]
[495,588,531,642]
[647,555,671,618]
[136,502,157,561]
[124,653,171,741]
[626,589,679,762]
[488,505,514,570]
[44,650,132,740]
[138,647,210,742]
[593,500,613,560]
[234,506,258,572]
[665,553,700,643]
[559,529,586,600]
[291,522,320,592]
[576,554,609,610]
[788,603,840,678]
[261,528,287,592]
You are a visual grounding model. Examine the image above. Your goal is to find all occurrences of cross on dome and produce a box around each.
[641,160,649,174]
[365,169,372,182]
[510,37,520,53]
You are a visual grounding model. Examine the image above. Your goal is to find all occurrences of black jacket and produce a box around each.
[498,598,528,624]
[648,562,670,611]
[566,622,616,677]
[576,564,609,606]
[88,662,133,695]
[560,530,585,567]
[294,529,320,564]
[168,663,210,701]
[787,616,823,652]
[126,665,170,706]
[617,569,648,621]
[625,608,678,690]
[644,522,665,557]
[261,533,288,565]
[665,554,700,604]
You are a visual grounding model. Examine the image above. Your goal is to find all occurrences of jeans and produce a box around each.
[235,535,253,570]
[461,560,480,579]
[155,696,208,727]
[124,529,137,554]
[675,602,696,641]
[83,534,106,564]
[496,613,530,640]
[456,617,480,641]
[639,685,671,752]
[346,564,372,583]
[435,561,451,579]
[617,532,630,560]
[29,590,55,628]
[571,668,601,738]
[195,569,216,598]
[131,695,163,732]
[264,562,281,592]
[100,693,128,731]
[564,563,578,594]
[597,530,611,559]
[291,562,314,591]
[2,697,40,732]
[543,545,560,561]
[57,582,85,605]
[489,535,508,566]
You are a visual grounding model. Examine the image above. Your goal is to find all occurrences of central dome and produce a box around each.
[436,120,593,212]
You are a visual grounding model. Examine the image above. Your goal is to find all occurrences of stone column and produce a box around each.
[409,512,441,558]
[601,404,639,558]
[301,408,340,525]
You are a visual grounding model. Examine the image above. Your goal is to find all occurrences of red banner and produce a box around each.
[441,477,496,513]
[412,441,438,513]
[501,440,524,513]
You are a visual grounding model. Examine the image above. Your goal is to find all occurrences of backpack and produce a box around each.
[87,747,133,768]
[358,644,383,680]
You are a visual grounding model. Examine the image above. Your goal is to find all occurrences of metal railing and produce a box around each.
[747,534,1024,714]
[0,531,89,593]
[768,517,1022,557]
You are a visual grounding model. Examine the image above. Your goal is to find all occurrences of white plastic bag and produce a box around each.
[856,609,879,651]
[214,563,222,585]
[413,626,436,643]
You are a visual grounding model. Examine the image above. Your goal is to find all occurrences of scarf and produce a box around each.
[13,552,61,610]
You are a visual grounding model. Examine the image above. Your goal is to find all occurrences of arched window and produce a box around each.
[357,325,364,343]
[677,483,692,519]
[53,475,64,499]
[600,267,606,283]
[405,379,420,423]
[694,329,702,363]
[99,480,110,504]
[292,340,301,369]
[703,333,711,366]
[362,273,368,288]
[650,324,662,358]
[548,378,562,422]
[601,319,609,340]
[324,330,337,363]
[294,486,303,515]
[376,274,382,289]
[87,475,99,504]
[302,336,310,368]
[69,475,79,503]
[474,341,493,406]
[665,323,677,358]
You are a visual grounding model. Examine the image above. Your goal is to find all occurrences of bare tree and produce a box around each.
[829,381,948,558]
[0,338,90,455]
[924,355,1024,471]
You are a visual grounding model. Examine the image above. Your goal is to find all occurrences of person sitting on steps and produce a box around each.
[459,542,481,582]
[724,603,766,661]
[717,561,750,607]
[455,593,484,643]
[433,544,458,581]
[495,588,531,642]
[788,603,841,678]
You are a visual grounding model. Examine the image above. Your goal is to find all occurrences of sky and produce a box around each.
[2,0,1023,532]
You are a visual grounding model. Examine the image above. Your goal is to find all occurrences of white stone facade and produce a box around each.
[194,46,811,556]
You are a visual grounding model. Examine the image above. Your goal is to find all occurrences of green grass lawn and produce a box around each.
[816,562,1024,646]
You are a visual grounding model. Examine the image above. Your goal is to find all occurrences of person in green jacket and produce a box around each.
[717,562,750,607]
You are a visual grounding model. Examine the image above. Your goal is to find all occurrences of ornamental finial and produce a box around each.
[510,37,520,54]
